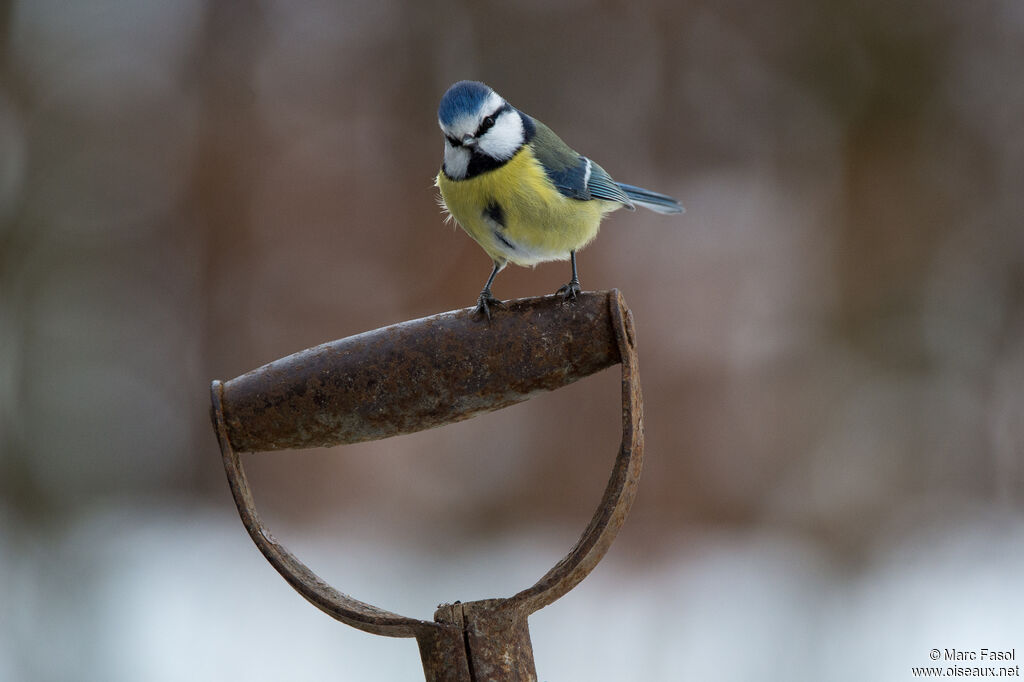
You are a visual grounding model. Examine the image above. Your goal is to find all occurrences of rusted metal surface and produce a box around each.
[211,384,429,637]
[414,619,473,682]
[209,289,644,680]
[509,291,643,614]
[433,600,537,682]
[218,293,622,452]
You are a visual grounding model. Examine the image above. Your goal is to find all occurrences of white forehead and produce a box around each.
[439,91,506,136]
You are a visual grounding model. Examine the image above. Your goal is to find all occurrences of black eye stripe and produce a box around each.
[474,117,494,138]
[474,103,512,138]
[445,103,513,147]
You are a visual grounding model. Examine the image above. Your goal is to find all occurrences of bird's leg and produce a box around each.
[556,250,581,301]
[475,260,506,320]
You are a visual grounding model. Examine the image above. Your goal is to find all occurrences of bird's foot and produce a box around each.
[555,278,581,301]
[474,290,505,320]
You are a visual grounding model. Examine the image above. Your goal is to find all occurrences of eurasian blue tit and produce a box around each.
[435,80,683,318]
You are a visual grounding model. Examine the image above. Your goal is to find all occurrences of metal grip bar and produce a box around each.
[209,290,644,681]
[216,292,624,452]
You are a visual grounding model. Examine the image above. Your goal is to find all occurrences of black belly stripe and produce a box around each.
[484,200,505,227]
[484,200,517,251]
[494,231,516,251]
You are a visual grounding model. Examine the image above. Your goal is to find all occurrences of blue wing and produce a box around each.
[526,115,681,213]
[585,160,634,208]
[541,154,635,208]
[528,117,634,208]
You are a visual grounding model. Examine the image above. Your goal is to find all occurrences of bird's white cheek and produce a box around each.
[478,114,524,160]
[443,144,470,179]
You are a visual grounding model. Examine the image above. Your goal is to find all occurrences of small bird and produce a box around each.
[435,80,683,318]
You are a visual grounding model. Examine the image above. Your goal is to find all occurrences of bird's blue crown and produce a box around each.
[438,81,493,126]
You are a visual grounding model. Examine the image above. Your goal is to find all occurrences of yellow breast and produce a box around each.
[436,147,620,267]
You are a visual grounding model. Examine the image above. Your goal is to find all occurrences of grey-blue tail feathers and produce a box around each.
[617,182,684,214]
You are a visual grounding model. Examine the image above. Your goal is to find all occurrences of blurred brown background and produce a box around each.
[1,0,1022,680]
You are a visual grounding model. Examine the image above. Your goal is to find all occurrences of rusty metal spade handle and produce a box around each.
[209,289,644,681]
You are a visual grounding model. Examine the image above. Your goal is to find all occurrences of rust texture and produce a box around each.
[433,600,537,682]
[209,289,644,680]
[218,293,621,452]
[509,288,643,614]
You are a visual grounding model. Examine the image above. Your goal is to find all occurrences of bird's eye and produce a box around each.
[481,115,496,130]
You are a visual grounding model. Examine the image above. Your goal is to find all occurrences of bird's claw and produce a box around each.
[474,291,505,320]
[556,279,581,301]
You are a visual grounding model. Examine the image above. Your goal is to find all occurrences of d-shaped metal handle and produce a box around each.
[210,290,644,681]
